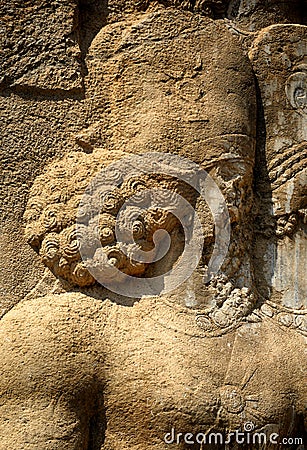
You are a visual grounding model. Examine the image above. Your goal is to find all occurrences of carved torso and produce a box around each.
[0,3,306,450]
[102,297,305,448]
[1,293,304,449]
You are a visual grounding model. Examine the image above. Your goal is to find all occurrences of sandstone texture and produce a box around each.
[0,1,306,449]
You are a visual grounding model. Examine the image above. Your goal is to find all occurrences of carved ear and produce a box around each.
[285,71,307,111]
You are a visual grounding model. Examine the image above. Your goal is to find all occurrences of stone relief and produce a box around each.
[0,1,306,449]
[24,150,198,288]
[250,24,307,314]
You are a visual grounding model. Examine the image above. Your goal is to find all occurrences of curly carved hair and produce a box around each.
[24,149,196,288]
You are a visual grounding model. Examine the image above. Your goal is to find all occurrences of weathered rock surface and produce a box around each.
[0,1,306,449]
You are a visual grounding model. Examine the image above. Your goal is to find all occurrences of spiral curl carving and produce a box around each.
[24,151,204,289]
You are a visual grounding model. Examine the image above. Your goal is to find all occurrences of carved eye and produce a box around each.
[121,175,150,204]
[132,219,145,240]
[117,206,145,241]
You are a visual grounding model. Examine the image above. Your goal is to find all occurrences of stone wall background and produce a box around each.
[0,0,84,315]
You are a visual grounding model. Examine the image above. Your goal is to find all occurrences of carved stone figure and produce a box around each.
[0,2,306,450]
